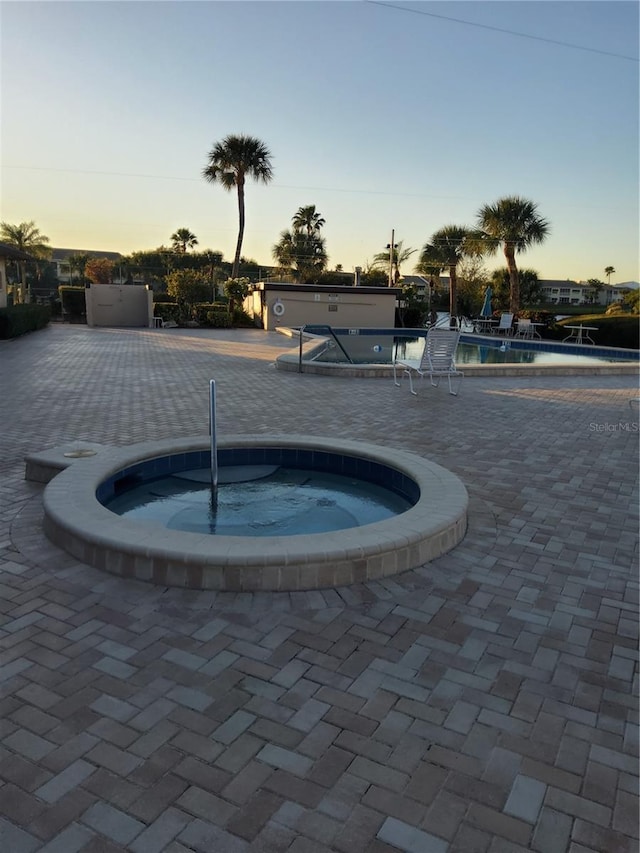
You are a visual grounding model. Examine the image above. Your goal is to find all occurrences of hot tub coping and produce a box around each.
[42,434,468,590]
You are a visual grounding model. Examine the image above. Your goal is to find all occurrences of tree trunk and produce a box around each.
[232,177,245,280]
[449,265,458,328]
[18,261,27,304]
[505,245,519,314]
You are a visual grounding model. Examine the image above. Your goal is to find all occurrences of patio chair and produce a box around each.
[495,313,514,336]
[393,330,463,396]
[514,318,533,339]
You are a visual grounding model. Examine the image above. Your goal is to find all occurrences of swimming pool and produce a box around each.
[309,328,638,367]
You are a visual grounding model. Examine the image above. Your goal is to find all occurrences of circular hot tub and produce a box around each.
[43,435,468,591]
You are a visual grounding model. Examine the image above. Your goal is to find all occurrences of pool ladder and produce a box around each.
[298,324,354,372]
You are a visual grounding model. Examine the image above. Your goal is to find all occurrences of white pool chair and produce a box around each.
[514,318,533,339]
[393,330,463,396]
[495,313,514,336]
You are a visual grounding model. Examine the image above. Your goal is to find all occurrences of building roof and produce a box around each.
[51,248,122,262]
[0,241,35,262]
[253,282,401,294]
[400,275,449,287]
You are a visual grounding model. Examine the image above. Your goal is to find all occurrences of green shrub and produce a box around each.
[0,304,51,339]
[397,306,428,328]
[516,309,557,333]
[166,269,211,305]
[153,302,181,324]
[207,310,232,328]
[59,286,86,321]
[231,308,257,327]
[192,302,229,326]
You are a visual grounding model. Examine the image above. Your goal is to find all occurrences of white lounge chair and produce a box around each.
[393,330,463,396]
[514,318,533,339]
[495,313,514,336]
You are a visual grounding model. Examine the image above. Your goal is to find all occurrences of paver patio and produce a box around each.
[0,323,638,853]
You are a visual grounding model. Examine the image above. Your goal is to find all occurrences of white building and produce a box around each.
[539,279,632,306]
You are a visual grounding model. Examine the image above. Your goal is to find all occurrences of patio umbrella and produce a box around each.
[480,286,493,318]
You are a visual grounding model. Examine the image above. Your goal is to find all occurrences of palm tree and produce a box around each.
[372,240,416,287]
[586,278,605,305]
[272,229,328,283]
[67,252,89,284]
[491,267,542,309]
[0,220,51,303]
[272,206,329,282]
[477,196,549,314]
[419,226,481,326]
[171,228,198,254]
[604,266,615,285]
[292,205,325,237]
[202,135,273,279]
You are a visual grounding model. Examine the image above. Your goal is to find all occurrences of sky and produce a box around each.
[1,0,638,284]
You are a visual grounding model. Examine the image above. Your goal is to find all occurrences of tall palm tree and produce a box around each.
[604,265,615,285]
[292,205,325,237]
[372,240,416,287]
[419,226,480,326]
[0,220,51,303]
[202,135,273,279]
[171,228,198,254]
[477,196,549,314]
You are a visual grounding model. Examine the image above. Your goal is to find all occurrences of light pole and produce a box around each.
[386,230,397,288]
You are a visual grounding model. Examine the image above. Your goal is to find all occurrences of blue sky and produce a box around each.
[1,1,638,283]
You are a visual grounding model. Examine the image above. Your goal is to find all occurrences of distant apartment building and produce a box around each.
[398,275,449,297]
[51,248,124,284]
[400,275,631,308]
[539,279,628,306]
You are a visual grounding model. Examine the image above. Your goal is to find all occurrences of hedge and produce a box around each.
[153,302,182,324]
[552,314,639,349]
[0,304,51,339]
[193,302,232,327]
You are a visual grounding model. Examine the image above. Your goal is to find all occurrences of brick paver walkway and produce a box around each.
[1,324,638,853]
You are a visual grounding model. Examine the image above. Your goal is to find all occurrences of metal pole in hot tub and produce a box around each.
[209,379,218,503]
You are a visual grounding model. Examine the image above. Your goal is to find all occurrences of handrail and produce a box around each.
[209,379,218,503]
[298,325,354,372]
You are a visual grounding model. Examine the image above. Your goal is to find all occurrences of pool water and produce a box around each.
[402,339,623,366]
[104,466,413,536]
[313,334,632,366]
